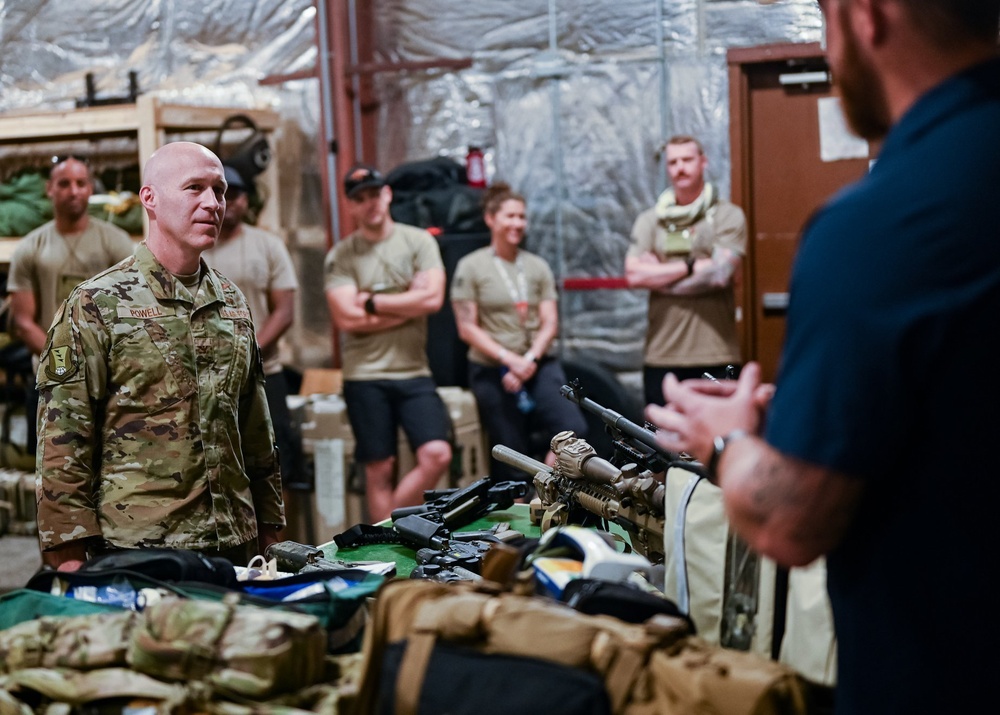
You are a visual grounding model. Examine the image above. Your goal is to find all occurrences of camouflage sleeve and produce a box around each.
[239,338,285,528]
[35,291,109,551]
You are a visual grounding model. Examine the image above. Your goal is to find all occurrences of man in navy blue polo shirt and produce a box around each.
[648,0,1000,712]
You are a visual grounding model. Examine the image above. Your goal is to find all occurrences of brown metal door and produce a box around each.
[728,44,872,382]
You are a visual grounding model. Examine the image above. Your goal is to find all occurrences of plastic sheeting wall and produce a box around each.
[0,0,823,371]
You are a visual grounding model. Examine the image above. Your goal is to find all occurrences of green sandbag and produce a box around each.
[0,174,52,237]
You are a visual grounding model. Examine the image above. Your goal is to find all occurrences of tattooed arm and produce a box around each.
[708,437,863,567]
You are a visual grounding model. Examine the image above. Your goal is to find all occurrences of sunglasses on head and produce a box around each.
[50,154,90,166]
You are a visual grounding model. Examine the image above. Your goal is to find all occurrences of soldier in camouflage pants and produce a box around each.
[35,142,285,571]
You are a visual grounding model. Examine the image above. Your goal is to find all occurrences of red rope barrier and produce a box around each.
[561,276,630,291]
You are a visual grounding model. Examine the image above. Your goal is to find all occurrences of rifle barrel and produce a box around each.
[492,444,550,477]
[560,384,665,456]
[590,400,663,454]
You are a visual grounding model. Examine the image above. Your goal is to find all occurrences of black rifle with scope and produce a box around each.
[560,380,704,477]
[332,477,527,582]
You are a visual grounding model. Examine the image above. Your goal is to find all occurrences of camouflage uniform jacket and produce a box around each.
[35,242,285,553]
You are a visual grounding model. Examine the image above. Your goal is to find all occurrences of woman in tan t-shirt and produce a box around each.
[451,183,587,482]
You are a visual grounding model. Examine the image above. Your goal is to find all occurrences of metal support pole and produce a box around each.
[316,0,342,246]
[548,0,567,360]
[347,0,365,157]
[655,0,670,194]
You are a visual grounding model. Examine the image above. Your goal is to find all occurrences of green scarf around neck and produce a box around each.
[654,183,717,256]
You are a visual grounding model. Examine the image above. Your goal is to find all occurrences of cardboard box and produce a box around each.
[300,394,353,452]
[299,368,343,397]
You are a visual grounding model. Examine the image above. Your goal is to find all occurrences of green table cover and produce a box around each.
[321,506,541,578]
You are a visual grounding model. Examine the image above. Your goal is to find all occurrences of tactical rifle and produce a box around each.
[334,477,527,550]
[493,431,672,563]
[390,476,527,543]
[560,380,704,477]
[264,540,395,576]
[333,477,527,581]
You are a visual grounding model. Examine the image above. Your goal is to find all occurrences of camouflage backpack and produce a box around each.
[0,595,329,701]
[127,595,329,700]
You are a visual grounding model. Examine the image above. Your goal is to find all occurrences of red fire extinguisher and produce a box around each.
[466,145,486,188]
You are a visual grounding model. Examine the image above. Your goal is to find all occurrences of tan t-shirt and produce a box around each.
[628,199,747,367]
[7,218,136,336]
[324,223,443,381]
[451,247,557,366]
[202,225,299,376]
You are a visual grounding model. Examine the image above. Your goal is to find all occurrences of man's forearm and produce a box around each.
[256,291,295,352]
[625,257,688,290]
[344,313,408,333]
[369,286,443,318]
[326,291,406,333]
[15,318,48,356]
[665,254,739,295]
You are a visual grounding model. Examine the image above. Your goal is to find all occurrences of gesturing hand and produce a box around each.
[646,362,768,463]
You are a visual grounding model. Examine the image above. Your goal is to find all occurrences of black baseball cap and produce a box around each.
[343,163,386,198]
[223,165,249,193]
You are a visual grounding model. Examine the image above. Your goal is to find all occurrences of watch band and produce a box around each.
[707,429,749,484]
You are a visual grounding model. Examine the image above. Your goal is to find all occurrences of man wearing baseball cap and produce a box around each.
[324,163,452,523]
[202,164,304,491]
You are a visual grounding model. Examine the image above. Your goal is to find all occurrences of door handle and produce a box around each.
[778,71,830,88]
[762,292,789,312]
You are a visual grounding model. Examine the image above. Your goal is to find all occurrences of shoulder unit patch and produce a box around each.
[45,345,78,382]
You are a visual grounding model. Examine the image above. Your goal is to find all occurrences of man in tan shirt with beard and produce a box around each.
[625,135,747,407]
[7,156,135,454]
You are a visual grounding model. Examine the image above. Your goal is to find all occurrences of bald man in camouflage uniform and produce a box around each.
[35,142,284,570]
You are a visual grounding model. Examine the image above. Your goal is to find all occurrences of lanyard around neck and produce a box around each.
[492,250,529,324]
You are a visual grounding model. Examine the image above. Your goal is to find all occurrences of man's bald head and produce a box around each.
[139,142,228,274]
[143,142,225,193]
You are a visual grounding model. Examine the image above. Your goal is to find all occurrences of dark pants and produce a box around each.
[642,363,741,407]
[469,358,588,483]
[265,371,307,489]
